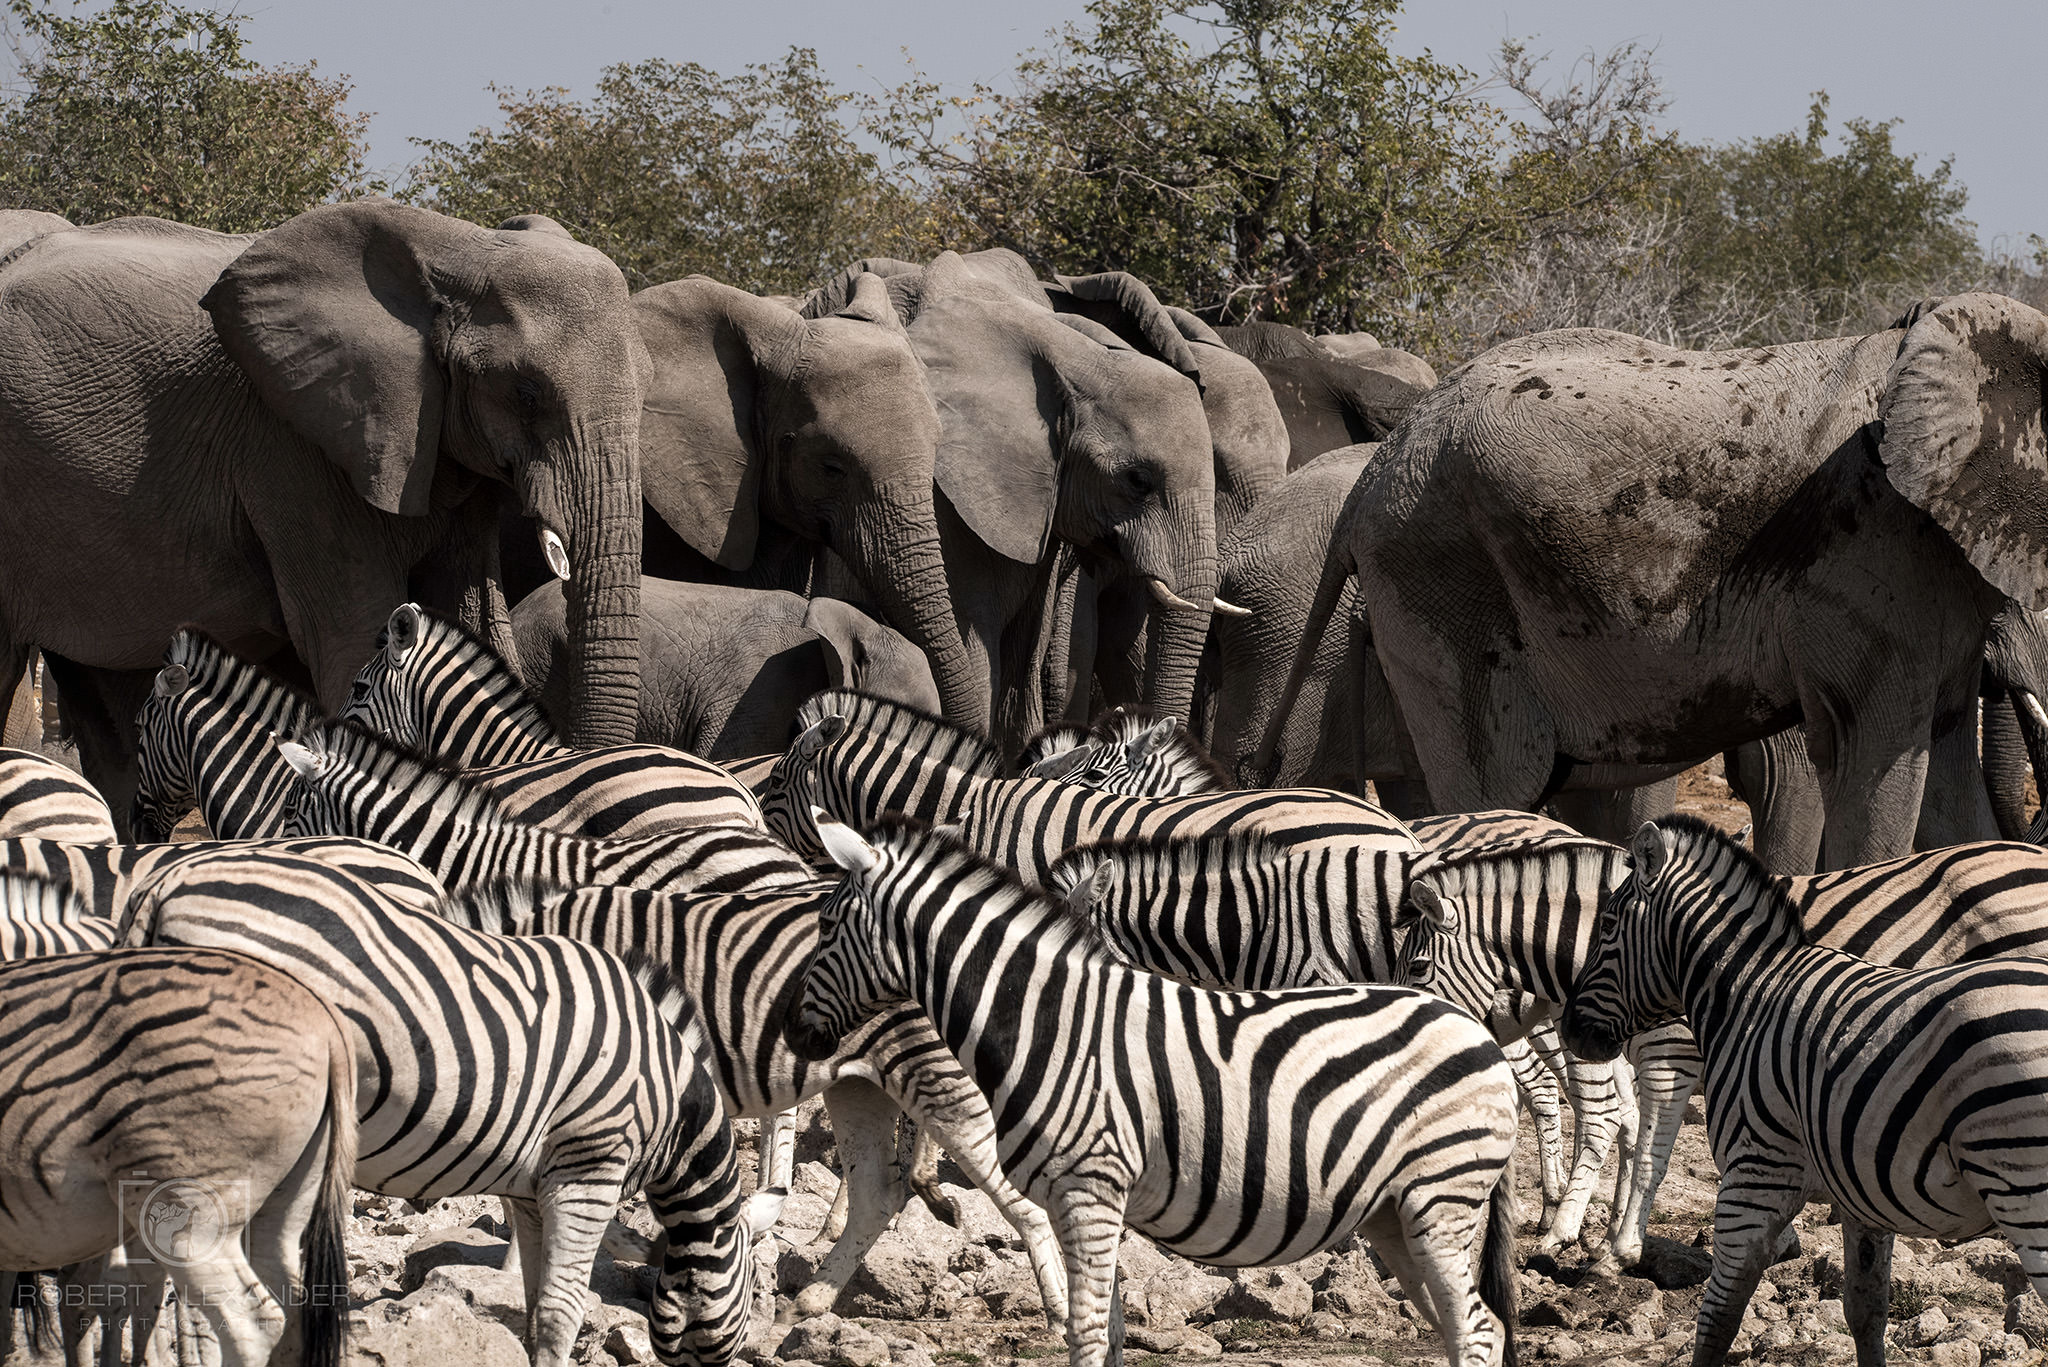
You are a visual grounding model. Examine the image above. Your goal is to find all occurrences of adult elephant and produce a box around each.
[1259,295,2048,869]
[624,271,981,727]
[1214,321,1436,467]
[0,199,646,827]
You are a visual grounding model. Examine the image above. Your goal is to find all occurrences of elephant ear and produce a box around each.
[1879,292,2048,608]
[801,257,925,322]
[915,291,1074,566]
[634,277,805,570]
[202,199,473,518]
[495,213,575,239]
[1049,272,1204,386]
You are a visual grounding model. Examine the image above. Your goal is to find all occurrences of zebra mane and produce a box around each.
[795,689,1004,779]
[1652,814,1788,909]
[1407,832,1624,884]
[1046,830,1298,902]
[383,607,562,743]
[621,950,703,1041]
[863,817,1111,956]
[165,627,321,719]
[0,865,87,923]
[1089,706,1231,790]
[428,875,566,935]
[309,719,513,821]
[1019,722,1091,769]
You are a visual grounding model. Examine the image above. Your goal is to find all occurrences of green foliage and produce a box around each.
[870,0,1672,352]
[0,0,372,231]
[406,50,919,294]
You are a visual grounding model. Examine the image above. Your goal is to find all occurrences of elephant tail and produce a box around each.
[1247,517,1356,786]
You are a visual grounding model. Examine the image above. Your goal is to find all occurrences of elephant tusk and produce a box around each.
[1211,597,1251,618]
[1145,577,1205,612]
[540,528,571,582]
[2022,691,2048,733]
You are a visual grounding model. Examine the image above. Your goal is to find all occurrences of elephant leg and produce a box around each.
[1983,691,2034,841]
[38,656,154,841]
[1916,696,1999,849]
[1091,576,1148,715]
[2,649,37,748]
[1377,625,1558,814]
[1724,732,1824,876]
[1548,779,1678,843]
[1805,697,1931,871]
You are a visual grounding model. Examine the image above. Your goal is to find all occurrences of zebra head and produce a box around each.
[131,662,198,842]
[785,808,905,1060]
[1392,878,1492,1018]
[648,1182,785,1367]
[760,715,847,863]
[1560,822,1686,1062]
[339,602,428,748]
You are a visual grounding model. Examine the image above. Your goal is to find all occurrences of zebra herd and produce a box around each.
[1,603,2047,1367]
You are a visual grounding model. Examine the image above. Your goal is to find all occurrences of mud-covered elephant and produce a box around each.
[804,250,1221,757]
[617,271,983,729]
[513,578,937,760]
[1215,321,1436,467]
[1261,294,2048,868]
[0,199,646,827]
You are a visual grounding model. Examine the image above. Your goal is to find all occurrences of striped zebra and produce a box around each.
[1046,830,1622,1250]
[437,878,1070,1324]
[763,689,1417,883]
[0,944,356,1367]
[0,867,116,957]
[1402,830,2048,1269]
[1021,709,1229,795]
[131,627,760,843]
[277,720,813,896]
[791,814,1520,1367]
[122,847,779,1367]
[0,748,115,842]
[341,604,764,829]
[1560,817,2048,1367]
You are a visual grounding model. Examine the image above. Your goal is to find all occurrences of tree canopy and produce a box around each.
[0,0,371,231]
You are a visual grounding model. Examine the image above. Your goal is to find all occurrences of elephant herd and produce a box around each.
[2,194,2043,874]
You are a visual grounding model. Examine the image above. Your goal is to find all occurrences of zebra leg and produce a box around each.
[1506,1039,1568,1225]
[761,1110,799,1198]
[1543,1054,1626,1251]
[903,1120,960,1227]
[1357,1211,1447,1331]
[1692,1170,1807,1367]
[527,1182,619,1367]
[1612,1027,1704,1268]
[1050,1182,1128,1367]
[791,1082,913,1321]
[1597,1054,1642,1259]
[504,1197,547,1329]
[165,1247,286,1367]
[1839,1217,1895,1367]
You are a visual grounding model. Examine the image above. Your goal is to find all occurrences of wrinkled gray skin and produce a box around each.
[0,200,646,833]
[626,272,980,731]
[1261,296,2048,869]
[513,578,936,761]
[805,250,1220,759]
[1215,321,1437,468]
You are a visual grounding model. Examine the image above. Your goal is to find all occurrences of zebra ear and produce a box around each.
[794,715,848,763]
[152,664,190,700]
[811,806,879,876]
[1026,746,1091,781]
[387,603,424,663]
[744,1187,787,1241]
[1735,822,1754,848]
[276,738,324,780]
[1409,881,1457,933]
[1630,822,1671,884]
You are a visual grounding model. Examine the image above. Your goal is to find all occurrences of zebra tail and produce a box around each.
[1480,1161,1518,1367]
[301,1000,359,1367]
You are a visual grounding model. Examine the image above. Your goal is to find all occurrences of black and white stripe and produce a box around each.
[0,749,115,843]
[1560,818,2048,1367]
[122,847,777,1367]
[278,720,813,896]
[0,867,115,957]
[790,816,1520,1367]
[1021,708,1229,796]
[341,604,764,830]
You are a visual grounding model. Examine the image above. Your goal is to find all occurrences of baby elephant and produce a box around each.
[513,579,939,760]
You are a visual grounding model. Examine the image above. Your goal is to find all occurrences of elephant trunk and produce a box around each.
[530,430,643,747]
[1130,494,1218,720]
[848,490,985,734]
[1984,688,2033,841]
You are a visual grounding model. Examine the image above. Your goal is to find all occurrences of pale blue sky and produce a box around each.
[230,0,2044,249]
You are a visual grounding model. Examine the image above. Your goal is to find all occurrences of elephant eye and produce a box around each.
[515,377,544,414]
[1120,465,1159,495]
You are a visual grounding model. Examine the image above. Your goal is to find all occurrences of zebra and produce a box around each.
[131,627,761,843]
[790,813,1520,1367]
[436,877,1071,1325]
[0,866,116,957]
[121,847,779,1367]
[1020,708,1229,795]
[0,748,115,842]
[0,943,356,1367]
[1046,830,1625,1251]
[340,603,765,829]
[763,689,1417,883]
[1560,817,2048,1367]
[277,719,814,896]
[1403,829,2048,1271]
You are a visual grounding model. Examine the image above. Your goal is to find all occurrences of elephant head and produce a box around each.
[912,252,1220,726]
[201,198,645,745]
[631,273,980,729]
[803,597,941,714]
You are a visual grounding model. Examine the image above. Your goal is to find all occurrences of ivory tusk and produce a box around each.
[540,528,571,582]
[2021,690,2048,732]
[1145,577,1204,612]
[1211,597,1251,618]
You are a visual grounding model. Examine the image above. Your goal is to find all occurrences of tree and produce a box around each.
[406,50,918,294]
[870,0,1671,351]
[0,0,372,231]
